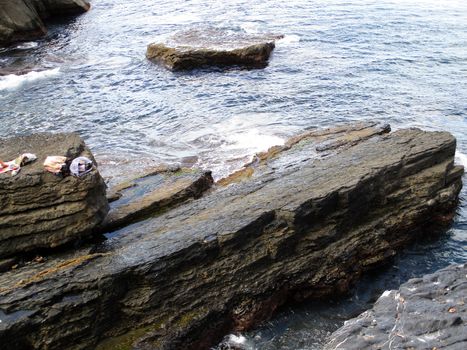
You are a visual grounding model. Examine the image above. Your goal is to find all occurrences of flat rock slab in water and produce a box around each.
[0,133,108,258]
[146,28,282,71]
[324,264,467,350]
[102,166,213,232]
[0,124,463,350]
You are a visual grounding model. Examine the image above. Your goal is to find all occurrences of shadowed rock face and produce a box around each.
[0,0,90,46]
[0,133,108,258]
[324,264,467,350]
[146,28,282,71]
[0,124,463,350]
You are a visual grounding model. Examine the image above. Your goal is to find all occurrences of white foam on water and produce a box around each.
[202,129,285,180]
[224,129,285,153]
[0,68,60,91]
[16,42,39,50]
[190,113,296,180]
[228,334,247,344]
[277,34,301,45]
[455,151,467,168]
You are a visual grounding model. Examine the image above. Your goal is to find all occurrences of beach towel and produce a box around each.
[43,156,68,175]
[0,153,37,176]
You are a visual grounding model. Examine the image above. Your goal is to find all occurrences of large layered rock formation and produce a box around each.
[146,28,282,71]
[0,133,108,258]
[0,0,90,46]
[325,264,467,350]
[0,124,463,350]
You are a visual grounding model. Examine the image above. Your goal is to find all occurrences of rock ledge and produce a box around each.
[0,132,108,258]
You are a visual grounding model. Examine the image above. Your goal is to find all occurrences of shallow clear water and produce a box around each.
[0,0,466,348]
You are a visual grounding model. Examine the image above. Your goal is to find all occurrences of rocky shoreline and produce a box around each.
[0,123,463,350]
[0,0,90,46]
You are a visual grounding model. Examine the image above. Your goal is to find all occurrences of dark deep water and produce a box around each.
[0,0,466,348]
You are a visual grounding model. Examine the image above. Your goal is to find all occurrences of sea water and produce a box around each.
[0,1,466,348]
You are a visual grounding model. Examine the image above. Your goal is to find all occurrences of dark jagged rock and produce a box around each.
[324,264,467,350]
[31,0,91,16]
[102,165,213,232]
[146,28,282,71]
[0,133,108,258]
[0,0,90,46]
[0,124,463,350]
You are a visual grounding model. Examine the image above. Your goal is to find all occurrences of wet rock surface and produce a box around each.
[0,0,90,46]
[217,121,391,186]
[0,133,108,258]
[0,124,463,350]
[146,28,281,71]
[324,264,467,350]
[102,165,213,232]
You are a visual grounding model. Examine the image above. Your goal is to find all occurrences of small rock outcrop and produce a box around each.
[0,133,108,258]
[325,264,467,350]
[103,165,213,232]
[146,28,282,71]
[0,124,463,350]
[0,0,90,46]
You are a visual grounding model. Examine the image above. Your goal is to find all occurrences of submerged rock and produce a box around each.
[324,264,467,350]
[146,28,282,71]
[0,0,90,46]
[0,124,463,350]
[0,133,108,258]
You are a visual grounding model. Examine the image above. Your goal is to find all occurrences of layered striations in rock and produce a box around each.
[102,165,213,232]
[0,124,463,350]
[0,133,108,258]
[146,28,282,71]
[324,264,467,350]
[0,0,90,46]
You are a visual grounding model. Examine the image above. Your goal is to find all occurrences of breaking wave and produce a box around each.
[0,68,60,91]
[277,34,301,45]
[455,151,467,168]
